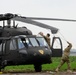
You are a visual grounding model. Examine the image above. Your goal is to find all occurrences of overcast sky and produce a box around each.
[0,0,76,49]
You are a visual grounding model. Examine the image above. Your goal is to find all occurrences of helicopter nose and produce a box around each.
[33,50,45,57]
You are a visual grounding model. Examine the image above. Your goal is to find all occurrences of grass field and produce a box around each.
[3,56,76,72]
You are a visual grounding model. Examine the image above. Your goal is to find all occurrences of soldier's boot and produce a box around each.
[55,68,59,72]
[67,70,72,73]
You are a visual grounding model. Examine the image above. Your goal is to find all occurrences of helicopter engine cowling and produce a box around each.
[1,27,32,37]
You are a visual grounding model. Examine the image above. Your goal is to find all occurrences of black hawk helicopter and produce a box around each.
[0,13,76,72]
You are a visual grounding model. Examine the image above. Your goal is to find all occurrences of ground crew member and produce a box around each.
[55,41,72,73]
[39,32,51,48]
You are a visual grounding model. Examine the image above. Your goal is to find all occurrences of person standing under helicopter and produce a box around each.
[39,32,51,48]
[55,41,72,73]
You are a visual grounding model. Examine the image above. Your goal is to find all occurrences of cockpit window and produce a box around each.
[18,37,49,47]
[11,36,49,49]
[29,38,39,46]
[29,37,48,47]
[36,37,48,46]
[18,37,32,49]
[18,38,25,49]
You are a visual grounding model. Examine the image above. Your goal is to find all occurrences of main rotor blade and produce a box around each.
[25,17,76,22]
[0,13,76,22]
[12,16,58,34]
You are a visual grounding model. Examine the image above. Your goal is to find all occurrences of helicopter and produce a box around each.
[0,13,76,72]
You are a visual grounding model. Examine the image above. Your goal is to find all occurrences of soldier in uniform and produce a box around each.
[39,32,51,48]
[55,41,72,73]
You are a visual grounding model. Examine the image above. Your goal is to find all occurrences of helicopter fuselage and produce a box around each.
[0,13,64,72]
[0,26,52,72]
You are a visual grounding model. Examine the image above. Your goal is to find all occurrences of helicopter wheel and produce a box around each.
[34,64,42,72]
[0,65,4,72]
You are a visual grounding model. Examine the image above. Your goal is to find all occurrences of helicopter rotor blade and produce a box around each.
[12,16,58,34]
[25,17,76,22]
[1,13,76,34]
[0,13,76,22]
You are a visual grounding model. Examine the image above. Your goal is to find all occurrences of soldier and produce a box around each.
[55,41,72,73]
[39,32,51,48]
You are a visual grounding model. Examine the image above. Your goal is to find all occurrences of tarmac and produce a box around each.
[0,71,76,75]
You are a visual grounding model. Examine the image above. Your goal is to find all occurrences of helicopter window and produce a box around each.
[25,38,32,47]
[0,43,5,52]
[53,39,61,49]
[18,38,32,49]
[36,37,48,47]
[10,39,17,50]
[18,38,25,49]
[29,38,39,46]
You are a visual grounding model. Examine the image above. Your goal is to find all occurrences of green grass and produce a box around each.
[3,56,76,72]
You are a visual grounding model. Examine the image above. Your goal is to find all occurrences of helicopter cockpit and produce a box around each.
[10,35,49,50]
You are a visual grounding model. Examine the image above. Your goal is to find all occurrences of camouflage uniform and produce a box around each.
[39,32,51,47]
[43,35,51,47]
[55,42,72,72]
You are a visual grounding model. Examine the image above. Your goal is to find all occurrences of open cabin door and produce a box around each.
[51,37,63,57]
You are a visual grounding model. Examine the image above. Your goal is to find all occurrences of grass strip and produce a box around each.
[3,56,76,72]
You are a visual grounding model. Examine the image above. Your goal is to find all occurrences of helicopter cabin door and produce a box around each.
[51,37,63,57]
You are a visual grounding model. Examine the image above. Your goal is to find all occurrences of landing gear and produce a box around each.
[34,64,42,72]
[0,60,7,72]
[0,65,5,72]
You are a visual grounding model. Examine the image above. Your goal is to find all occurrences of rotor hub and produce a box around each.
[0,13,18,20]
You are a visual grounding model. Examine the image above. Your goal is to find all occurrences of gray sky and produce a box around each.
[0,0,76,49]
